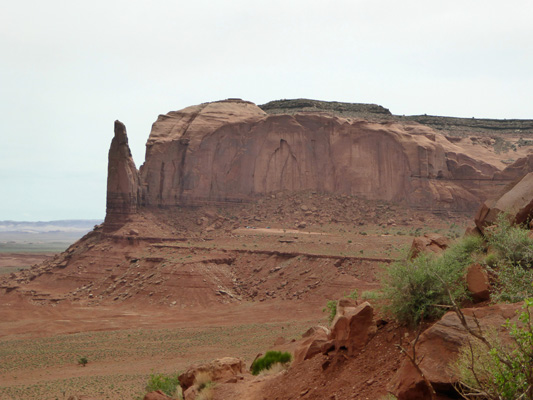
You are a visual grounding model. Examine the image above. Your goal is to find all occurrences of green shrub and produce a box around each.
[145,372,180,397]
[485,215,533,267]
[455,298,533,399]
[77,356,88,367]
[361,290,381,301]
[323,300,337,324]
[484,214,533,302]
[382,235,484,326]
[484,252,498,268]
[251,351,292,375]
[345,289,358,301]
[491,262,533,303]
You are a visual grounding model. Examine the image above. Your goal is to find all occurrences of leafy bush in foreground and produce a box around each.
[455,299,533,399]
[484,215,533,302]
[382,235,484,326]
[251,351,292,375]
[145,372,180,397]
[485,215,533,267]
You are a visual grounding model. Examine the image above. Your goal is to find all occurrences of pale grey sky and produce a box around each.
[1,0,532,220]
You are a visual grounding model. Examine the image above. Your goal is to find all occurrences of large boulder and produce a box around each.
[183,386,199,400]
[293,325,331,364]
[475,172,533,232]
[293,301,375,363]
[178,357,245,392]
[389,303,522,400]
[466,263,490,302]
[328,301,374,356]
[494,153,533,180]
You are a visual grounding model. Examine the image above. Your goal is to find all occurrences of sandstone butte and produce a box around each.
[105,98,533,231]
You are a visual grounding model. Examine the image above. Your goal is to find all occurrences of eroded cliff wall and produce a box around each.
[137,99,513,211]
[104,99,533,230]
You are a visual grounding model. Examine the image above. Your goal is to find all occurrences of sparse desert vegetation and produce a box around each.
[454,299,533,400]
[381,234,484,326]
[144,372,181,398]
[0,320,313,399]
[250,351,292,375]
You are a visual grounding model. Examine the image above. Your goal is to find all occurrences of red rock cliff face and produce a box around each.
[103,99,532,230]
[136,100,509,212]
[104,120,139,231]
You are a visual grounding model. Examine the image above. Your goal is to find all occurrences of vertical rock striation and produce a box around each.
[104,120,139,232]
[137,100,508,211]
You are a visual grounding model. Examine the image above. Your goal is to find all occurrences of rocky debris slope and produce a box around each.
[1,190,463,307]
[0,214,383,307]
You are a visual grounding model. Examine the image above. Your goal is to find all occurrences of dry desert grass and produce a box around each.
[0,319,316,399]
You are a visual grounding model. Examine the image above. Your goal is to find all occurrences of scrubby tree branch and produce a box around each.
[395,317,437,400]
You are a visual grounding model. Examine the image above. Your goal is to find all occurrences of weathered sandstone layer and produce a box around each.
[105,99,533,230]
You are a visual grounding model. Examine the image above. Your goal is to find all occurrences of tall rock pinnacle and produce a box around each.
[104,120,139,232]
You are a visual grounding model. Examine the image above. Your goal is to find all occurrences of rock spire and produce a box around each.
[104,120,139,231]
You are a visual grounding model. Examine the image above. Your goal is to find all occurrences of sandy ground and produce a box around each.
[0,296,326,399]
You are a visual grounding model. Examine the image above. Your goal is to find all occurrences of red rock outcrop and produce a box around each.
[292,301,375,363]
[389,303,522,400]
[474,172,533,232]
[328,301,374,356]
[466,263,491,302]
[494,154,533,180]
[104,120,139,232]
[293,326,330,364]
[178,357,245,392]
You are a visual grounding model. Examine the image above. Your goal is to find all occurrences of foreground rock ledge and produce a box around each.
[389,303,522,400]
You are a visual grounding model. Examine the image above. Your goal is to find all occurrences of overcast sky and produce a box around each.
[1,0,532,221]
